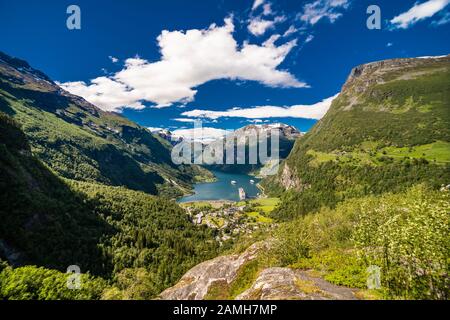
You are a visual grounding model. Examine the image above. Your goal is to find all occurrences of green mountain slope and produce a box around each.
[0,51,210,197]
[0,112,220,298]
[264,55,450,220]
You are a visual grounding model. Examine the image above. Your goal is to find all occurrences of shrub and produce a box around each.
[0,266,106,300]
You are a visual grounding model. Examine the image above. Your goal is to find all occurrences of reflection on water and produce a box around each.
[179,170,260,202]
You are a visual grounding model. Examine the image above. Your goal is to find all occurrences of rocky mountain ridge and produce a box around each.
[262,54,450,219]
[0,51,209,196]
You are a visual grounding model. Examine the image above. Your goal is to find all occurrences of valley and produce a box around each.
[0,52,449,301]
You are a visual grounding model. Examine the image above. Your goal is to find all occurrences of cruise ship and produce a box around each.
[238,188,246,201]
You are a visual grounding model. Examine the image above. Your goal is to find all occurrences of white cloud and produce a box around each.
[299,0,351,25]
[248,18,275,36]
[247,119,264,123]
[173,118,198,123]
[248,16,285,36]
[283,25,298,37]
[263,3,273,16]
[390,0,450,29]
[263,34,281,47]
[305,35,315,43]
[416,54,448,59]
[109,56,119,63]
[60,17,306,112]
[58,77,146,112]
[181,94,338,121]
[431,10,450,25]
[172,127,229,142]
[252,0,265,11]
[387,42,393,47]
[148,127,165,132]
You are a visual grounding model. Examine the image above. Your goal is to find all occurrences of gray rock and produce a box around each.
[236,268,358,300]
[159,242,264,300]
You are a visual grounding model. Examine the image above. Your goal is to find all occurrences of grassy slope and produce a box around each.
[264,56,450,220]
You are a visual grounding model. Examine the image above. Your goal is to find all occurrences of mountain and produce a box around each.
[0,51,211,197]
[161,56,450,301]
[234,123,302,139]
[205,123,303,174]
[263,55,450,220]
[149,128,183,146]
[0,111,220,298]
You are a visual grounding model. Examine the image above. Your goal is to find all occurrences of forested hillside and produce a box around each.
[0,112,221,299]
[0,51,222,299]
[0,51,211,198]
[1,51,449,301]
[264,55,450,220]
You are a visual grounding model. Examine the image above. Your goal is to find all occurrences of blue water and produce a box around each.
[179,170,261,202]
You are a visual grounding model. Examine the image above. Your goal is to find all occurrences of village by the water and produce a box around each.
[181,179,279,245]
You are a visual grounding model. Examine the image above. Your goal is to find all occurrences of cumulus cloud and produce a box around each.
[305,35,315,43]
[181,94,338,121]
[58,77,146,111]
[263,3,273,16]
[390,0,450,29]
[247,18,275,36]
[283,25,298,37]
[109,56,119,63]
[60,17,306,112]
[252,0,265,11]
[248,15,286,36]
[299,0,351,25]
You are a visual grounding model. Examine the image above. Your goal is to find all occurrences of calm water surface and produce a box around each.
[179,170,260,202]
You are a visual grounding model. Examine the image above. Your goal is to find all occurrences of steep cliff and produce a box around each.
[264,55,450,220]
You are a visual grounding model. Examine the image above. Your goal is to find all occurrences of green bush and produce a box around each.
[353,186,449,299]
[268,186,449,299]
[0,266,106,300]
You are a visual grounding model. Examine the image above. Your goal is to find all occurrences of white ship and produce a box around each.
[239,188,246,201]
[231,180,237,185]
[250,179,255,184]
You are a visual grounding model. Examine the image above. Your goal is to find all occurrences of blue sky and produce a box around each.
[1,0,449,138]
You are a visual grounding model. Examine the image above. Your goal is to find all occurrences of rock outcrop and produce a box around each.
[279,164,304,191]
[342,55,450,100]
[159,243,264,300]
[160,242,359,300]
[236,268,358,300]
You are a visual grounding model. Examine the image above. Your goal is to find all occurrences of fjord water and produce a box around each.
[179,170,261,202]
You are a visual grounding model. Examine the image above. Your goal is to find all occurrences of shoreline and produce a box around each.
[178,169,263,203]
